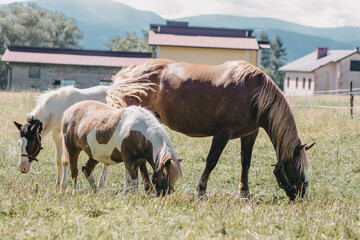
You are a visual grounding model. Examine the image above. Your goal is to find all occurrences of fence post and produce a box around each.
[350,81,354,118]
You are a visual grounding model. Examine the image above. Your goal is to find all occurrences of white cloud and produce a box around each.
[112,0,360,28]
[1,0,359,28]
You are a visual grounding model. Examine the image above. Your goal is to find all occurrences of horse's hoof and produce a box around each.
[239,190,251,199]
[197,191,208,201]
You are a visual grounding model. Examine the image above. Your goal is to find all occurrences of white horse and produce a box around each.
[61,101,182,195]
[14,86,110,187]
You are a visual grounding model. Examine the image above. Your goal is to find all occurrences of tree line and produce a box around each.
[0,4,286,90]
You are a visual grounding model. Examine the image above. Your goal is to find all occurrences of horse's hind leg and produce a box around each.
[197,130,231,198]
[61,142,81,193]
[61,136,81,193]
[239,129,259,197]
[98,164,110,189]
[82,158,99,192]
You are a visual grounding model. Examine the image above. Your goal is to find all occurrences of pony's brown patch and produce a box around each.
[120,130,153,167]
[110,147,123,163]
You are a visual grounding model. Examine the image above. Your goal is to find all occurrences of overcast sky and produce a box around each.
[1,0,359,28]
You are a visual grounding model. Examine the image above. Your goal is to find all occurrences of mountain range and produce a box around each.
[1,0,360,62]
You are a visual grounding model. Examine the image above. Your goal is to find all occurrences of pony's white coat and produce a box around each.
[21,86,108,184]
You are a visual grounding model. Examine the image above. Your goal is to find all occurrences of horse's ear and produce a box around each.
[14,121,22,131]
[31,121,41,133]
[305,142,316,151]
[165,158,171,167]
[178,158,183,163]
[294,143,307,155]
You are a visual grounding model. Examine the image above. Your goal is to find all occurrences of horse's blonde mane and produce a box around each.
[228,61,309,173]
[106,62,166,108]
[157,142,183,186]
[223,60,264,85]
[27,86,77,120]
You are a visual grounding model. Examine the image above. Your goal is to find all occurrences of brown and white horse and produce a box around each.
[60,100,182,195]
[106,59,315,200]
[14,86,114,188]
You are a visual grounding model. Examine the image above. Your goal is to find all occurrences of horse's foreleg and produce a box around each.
[123,156,139,194]
[82,158,99,192]
[97,164,109,189]
[239,129,259,197]
[52,131,63,186]
[197,131,230,198]
[139,161,152,193]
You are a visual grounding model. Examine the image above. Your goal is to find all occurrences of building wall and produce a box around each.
[314,62,337,91]
[157,46,258,66]
[283,72,315,96]
[8,63,121,90]
[339,53,360,89]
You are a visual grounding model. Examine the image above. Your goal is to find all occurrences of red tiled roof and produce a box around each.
[148,31,259,50]
[1,48,151,67]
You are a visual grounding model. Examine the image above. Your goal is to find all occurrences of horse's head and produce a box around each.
[152,144,182,196]
[14,119,43,173]
[273,142,315,200]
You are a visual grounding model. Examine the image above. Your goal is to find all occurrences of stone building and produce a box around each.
[1,46,152,91]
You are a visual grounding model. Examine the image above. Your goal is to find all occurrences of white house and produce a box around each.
[280,47,360,96]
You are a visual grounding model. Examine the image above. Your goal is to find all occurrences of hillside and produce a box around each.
[1,0,359,62]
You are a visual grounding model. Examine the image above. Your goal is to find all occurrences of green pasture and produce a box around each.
[0,92,360,239]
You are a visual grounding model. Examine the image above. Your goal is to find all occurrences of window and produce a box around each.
[53,79,76,88]
[295,77,298,88]
[99,78,112,86]
[350,61,360,71]
[308,78,312,89]
[302,78,306,88]
[29,65,40,78]
[287,77,290,88]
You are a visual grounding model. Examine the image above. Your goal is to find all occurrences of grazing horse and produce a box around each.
[14,86,116,188]
[106,59,316,200]
[60,100,182,195]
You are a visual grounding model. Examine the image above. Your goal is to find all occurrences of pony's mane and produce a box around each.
[27,86,77,121]
[157,142,183,185]
[106,62,166,108]
[228,61,309,173]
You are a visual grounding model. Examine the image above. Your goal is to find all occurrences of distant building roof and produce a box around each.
[279,48,358,72]
[1,46,152,67]
[149,21,260,50]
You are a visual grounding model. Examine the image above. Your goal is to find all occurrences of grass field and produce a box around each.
[1,91,360,239]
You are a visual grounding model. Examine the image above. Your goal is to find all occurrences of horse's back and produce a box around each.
[154,61,260,137]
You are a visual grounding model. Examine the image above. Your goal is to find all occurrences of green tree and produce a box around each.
[258,32,272,68]
[106,30,155,55]
[0,4,82,89]
[258,33,287,90]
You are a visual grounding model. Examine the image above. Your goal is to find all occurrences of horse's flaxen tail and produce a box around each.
[106,60,172,108]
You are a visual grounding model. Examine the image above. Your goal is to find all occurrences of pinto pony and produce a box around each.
[14,86,111,186]
[106,59,315,200]
[60,101,182,195]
